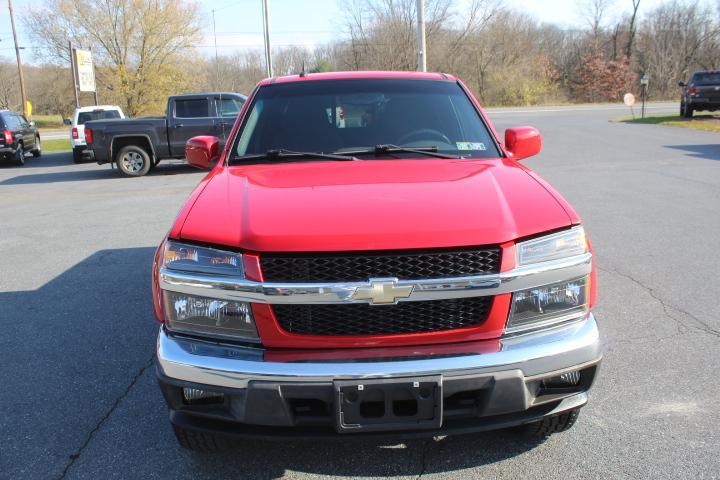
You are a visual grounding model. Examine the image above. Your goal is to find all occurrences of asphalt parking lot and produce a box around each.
[2,102,719,479]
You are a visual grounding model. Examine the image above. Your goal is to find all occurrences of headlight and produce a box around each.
[161,240,258,342]
[517,227,587,266]
[506,276,589,334]
[163,241,244,276]
[163,291,259,341]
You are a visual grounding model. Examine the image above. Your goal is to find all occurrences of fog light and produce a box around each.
[182,387,224,404]
[542,370,581,388]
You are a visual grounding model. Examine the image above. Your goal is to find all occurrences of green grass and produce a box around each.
[42,138,72,153]
[612,113,720,132]
[31,114,66,129]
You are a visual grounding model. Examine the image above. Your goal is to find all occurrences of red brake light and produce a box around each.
[689,86,697,95]
[85,128,93,144]
[3,130,13,144]
[71,127,79,139]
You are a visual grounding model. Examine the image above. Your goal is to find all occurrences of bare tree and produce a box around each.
[581,0,615,38]
[24,0,203,115]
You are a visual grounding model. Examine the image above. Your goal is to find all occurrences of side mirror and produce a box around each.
[504,126,541,160]
[678,81,686,87]
[29,121,36,127]
[185,135,220,169]
[63,118,72,126]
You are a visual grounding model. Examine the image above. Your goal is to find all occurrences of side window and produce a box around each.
[214,98,243,117]
[174,99,209,118]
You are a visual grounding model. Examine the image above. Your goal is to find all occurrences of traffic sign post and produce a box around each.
[640,74,649,118]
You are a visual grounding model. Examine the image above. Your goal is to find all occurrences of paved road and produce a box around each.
[2,103,718,479]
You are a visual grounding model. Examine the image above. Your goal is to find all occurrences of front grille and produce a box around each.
[260,247,501,282]
[273,297,493,336]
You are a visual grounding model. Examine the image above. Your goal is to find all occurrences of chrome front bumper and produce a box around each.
[157,313,601,389]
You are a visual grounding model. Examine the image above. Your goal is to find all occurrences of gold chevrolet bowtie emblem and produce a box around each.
[352,278,414,305]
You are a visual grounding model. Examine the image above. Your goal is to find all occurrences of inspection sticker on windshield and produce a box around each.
[456,142,486,151]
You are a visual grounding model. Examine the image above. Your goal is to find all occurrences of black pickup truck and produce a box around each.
[84,93,246,176]
[679,70,720,118]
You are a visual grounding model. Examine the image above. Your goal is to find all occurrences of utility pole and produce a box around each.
[212,9,220,89]
[8,0,28,116]
[90,46,98,105]
[262,0,273,77]
[416,0,427,72]
[69,41,80,108]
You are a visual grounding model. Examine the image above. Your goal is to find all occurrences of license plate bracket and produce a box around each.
[334,376,442,433]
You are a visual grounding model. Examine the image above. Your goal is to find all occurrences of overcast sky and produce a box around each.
[0,0,713,62]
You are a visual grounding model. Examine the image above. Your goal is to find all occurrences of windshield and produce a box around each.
[232,79,499,160]
[78,110,122,124]
[692,73,720,85]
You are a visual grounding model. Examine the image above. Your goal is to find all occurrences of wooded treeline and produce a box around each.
[2,0,718,117]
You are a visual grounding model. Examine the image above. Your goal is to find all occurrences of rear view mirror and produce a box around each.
[504,126,542,160]
[185,135,220,169]
[63,118,72,126]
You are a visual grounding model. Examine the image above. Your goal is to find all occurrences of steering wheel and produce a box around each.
[397,128,451,146]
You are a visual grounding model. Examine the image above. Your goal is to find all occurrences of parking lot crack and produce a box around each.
[56,355,155,480]
[415,439,432,479]
[600,267,720,339]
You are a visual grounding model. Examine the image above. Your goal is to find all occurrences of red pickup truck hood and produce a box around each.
[177,158,574,252]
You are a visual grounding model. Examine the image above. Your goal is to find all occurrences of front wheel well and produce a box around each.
[112,137,153,164]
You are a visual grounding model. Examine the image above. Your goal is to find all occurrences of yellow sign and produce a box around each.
[25,100,32,117]
[75,48,96,92]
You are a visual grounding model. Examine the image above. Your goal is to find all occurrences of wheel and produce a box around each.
[72,147,84,164]
[682,103,694,118]
[31,136,41,157]
[172,424,229,453]
[115,145,152,177]
[14,147,24,166]
[521,408,580,438]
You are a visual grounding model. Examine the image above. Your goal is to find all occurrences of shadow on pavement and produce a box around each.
[186,431,545,478]
[0,151,74,169]
[665,144,720,161]
[0,158,199,185]
[0,247,159,479]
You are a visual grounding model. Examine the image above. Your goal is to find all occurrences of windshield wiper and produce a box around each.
[229,149,358,164]
[335,144,460,159]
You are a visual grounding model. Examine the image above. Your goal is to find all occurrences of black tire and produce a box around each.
[72,146,84,163]
[521,408,580,438]
[115,145,152,177]
[172,424,229,453]
[682,103,694,118]
[31,136,41,157]
[14,146,24,166]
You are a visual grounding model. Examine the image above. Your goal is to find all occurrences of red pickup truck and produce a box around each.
[152,71,600,451]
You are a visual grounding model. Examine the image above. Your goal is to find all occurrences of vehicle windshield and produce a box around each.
[77,110,122,124]
[692,73,720,85]
[231,79,499,160]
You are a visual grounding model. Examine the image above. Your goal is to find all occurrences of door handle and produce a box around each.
[173,124,184,128]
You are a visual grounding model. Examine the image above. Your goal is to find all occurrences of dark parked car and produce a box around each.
[84,93,246,176]
[679,70,720,118]
[0,110,41,166]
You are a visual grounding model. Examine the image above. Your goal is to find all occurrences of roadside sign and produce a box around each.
[75,49,96,92]
[623,93,635,106]
[25,100,32,117]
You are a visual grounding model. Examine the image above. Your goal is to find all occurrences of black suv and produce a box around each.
[679,70,720,118]
[0,110,41,165]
